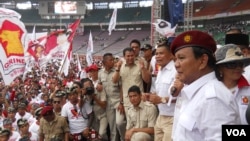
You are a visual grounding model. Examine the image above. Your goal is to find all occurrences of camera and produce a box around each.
[85,87,94,95]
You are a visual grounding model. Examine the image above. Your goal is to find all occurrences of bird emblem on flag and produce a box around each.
[152,19,178,38]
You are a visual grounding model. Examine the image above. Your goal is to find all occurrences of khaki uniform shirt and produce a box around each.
[39,115,69,141]
[93,87,107,119]
[120,63,144,106]
[126,101,158,129]
[98,68,121,109]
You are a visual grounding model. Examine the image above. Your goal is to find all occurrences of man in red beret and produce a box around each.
[170,30,241,141]
[39,105,70,141]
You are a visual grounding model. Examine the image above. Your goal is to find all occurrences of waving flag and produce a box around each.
[38,19,80,67]
[58,19,81,76]
[86,31,93,66]
[108,8,117,35]
[26,31,47,61]
[0,8,27,85]
[67,19,81,42]
[152,19,177,38]
[58,43,72,76]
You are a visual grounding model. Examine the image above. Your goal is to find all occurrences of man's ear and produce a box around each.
[198,54,209,70]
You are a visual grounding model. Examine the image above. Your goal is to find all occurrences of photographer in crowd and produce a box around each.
[85,64,108,140]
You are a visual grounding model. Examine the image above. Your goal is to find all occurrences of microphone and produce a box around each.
[170,87,177,96]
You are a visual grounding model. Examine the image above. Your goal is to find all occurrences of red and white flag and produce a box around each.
[0,8,27,85]
[58,43,72,76]
[58,19,81,76]
[86,31,93,66]
[26,30,47,62]
[39,19,80,67]
[108,8,117,35]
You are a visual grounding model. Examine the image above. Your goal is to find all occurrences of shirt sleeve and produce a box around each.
[126,109,133,130]
[147,105,158,127]
[61,104,68,117]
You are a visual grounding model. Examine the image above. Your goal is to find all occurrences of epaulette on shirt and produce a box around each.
[204,81,217,99]
[204,80,233,105]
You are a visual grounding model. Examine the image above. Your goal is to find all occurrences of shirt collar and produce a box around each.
[104,67,115,73]
[132,101,145,110]
[183,72,216,100]
[125,62,136,67]
[238,75,250,88]
[161,60,175,71]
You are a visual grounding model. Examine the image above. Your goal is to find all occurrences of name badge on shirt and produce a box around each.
[241,96,249,105]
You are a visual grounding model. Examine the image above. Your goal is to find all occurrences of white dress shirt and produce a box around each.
[172,72,241,141]
[155,60,176,116]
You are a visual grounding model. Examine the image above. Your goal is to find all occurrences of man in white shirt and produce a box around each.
[15,103,33,126]
[144,38,176,141]
[2,118,20,141]
[170,30,241,141]
[61,85,94,141]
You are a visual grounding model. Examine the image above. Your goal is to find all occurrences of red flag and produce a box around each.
[44,19,80,55]
[68,19,81,42]
[44,30,64,55]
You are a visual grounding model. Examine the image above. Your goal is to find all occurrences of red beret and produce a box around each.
[85,64,99,73]
[41,106,53,116]
[170,30,217,55]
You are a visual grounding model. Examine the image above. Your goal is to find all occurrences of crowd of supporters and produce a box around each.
[0,27,250,141]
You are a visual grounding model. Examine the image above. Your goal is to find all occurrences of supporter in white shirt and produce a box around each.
[61,85,94,140]
[6,107,18,131]
[15,103,33,126]
[2,118,20,141]
[16,118,39,141]
[29,107,43,136]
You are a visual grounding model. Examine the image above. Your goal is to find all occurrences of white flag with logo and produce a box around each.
[108,8,117,35]
[86,31,93,66]
[0,8,27,85]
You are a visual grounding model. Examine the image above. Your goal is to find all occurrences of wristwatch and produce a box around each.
[161,97,167,104]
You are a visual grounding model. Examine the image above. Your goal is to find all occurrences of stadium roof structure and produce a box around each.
[1,0,145,3]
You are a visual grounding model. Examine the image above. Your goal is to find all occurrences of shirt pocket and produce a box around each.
[155,79,172,96]
[179,113,196,131]
[139,119,148,128]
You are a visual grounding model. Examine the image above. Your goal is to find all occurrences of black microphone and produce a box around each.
[170,87,177,96]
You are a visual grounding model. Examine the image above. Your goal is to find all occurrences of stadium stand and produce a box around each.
[4,0,250,56]
[229,0,250,12]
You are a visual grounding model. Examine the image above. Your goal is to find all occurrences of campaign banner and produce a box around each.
[0,8,27,85]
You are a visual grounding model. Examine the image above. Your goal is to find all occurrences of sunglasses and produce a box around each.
[222,62,245,69]
[53,101,60,104]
